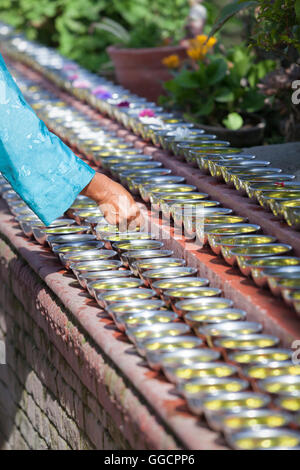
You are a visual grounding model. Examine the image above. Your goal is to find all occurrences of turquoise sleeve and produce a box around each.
[0,52,95,225]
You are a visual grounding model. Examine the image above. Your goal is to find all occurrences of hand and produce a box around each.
[81,172,142,230]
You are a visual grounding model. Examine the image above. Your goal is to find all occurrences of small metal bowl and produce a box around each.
[173,297,234,317]
[275,393,300,413]
[214,334,280,352]
[106,299,165,319]
[197,321,263,348]
[231,167,282,185]
[247,182,300,201]
[66,249,117,270]
[110,160,162,179]
[244,361,300,381]
[150,348,221,371]
[80,271,132,292]
[245,256,300,287]
[102,232,153,250]
[73,207,102,225]
[231,244,293,276]
[216,235,277,266]
[131,257,186,277]
[163,362,238,386]
[202,392,270,431]
[121,249,173,268]
[176,207,233,235]
[127,322,191,353]
[154,193,213,216]
[141,267,198,287]
[196,215,248,239]
[208,155,256,179]
[152,277,209,297]
[97,288,156,309]
[220,409,292,437]
[120,168,172,187]
[52,240,103,256]
[140,183,197,203]
[101,153,153,170]
[70,259,123,277]
[76,264,124,287]
[163,287,221,309]
[259,374,300,397]
[114,309,178,332]
[185,309,247,328]
[87,277,143,299]
[112,239,164,254]
[266,270,300,297]
[206,224,261,254]
[61,247,113,268]
[228,348,293,366]
[178,377,248,400]
[43,225,90,243]
[242,174,296,195]
[143,335,203,362]
[47,233,97,249]
[32,218,76,242]
[281,200,300,229]
[285,290,300,315]
[227,427,300,450]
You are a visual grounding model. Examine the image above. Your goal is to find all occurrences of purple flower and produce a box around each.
[92,86,112,100]
[117,101,130,107]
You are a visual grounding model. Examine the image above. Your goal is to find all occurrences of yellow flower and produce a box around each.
[187,35,217,61]
[162,54,181,69]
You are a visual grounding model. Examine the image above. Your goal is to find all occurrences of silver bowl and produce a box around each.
[147,347,220,371]
[226,427,300,450]
[87,276,142,298]
[245,256,300,287]
[112,239,164,254]
[173,297,234,317]
[131,257,186,277]
[114,309,178,332]
[185,308,247,328]
[106,298,165,319]
[230,243,293,275]
[163,286,222,309]
[142,335,203,361]
[141,266,198,287]
[120,249,173,268]
[206,224,261,254]
[228,348,293,366]
[152,277,209,297]
[97,287,156,309]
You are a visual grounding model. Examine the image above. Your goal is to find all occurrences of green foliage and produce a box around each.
[161,44,276,130]
[211,0,300,59]
[0,0,189,71]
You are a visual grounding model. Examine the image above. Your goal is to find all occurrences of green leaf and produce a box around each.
[241,89,265,112]
[214,87,235,103]
[222,112,244,130]
[209,0,258,37]
[206,58,227,86]
[174,70,200,89]
[195,97,215,116]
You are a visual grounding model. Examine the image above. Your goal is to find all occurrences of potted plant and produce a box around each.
[94,7,190,102]
[159,36,276,146]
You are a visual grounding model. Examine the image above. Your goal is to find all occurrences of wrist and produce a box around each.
[81,172,109,204]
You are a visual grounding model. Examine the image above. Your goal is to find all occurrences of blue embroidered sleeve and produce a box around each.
[0,53,95,225]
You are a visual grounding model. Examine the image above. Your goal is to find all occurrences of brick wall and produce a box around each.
[0,239,132,450]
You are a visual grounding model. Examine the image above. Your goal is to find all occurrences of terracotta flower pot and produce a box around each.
[107,44,186,102]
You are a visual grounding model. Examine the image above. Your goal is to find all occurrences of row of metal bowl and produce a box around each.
[2,53,300,449]
[3,27,300,235]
